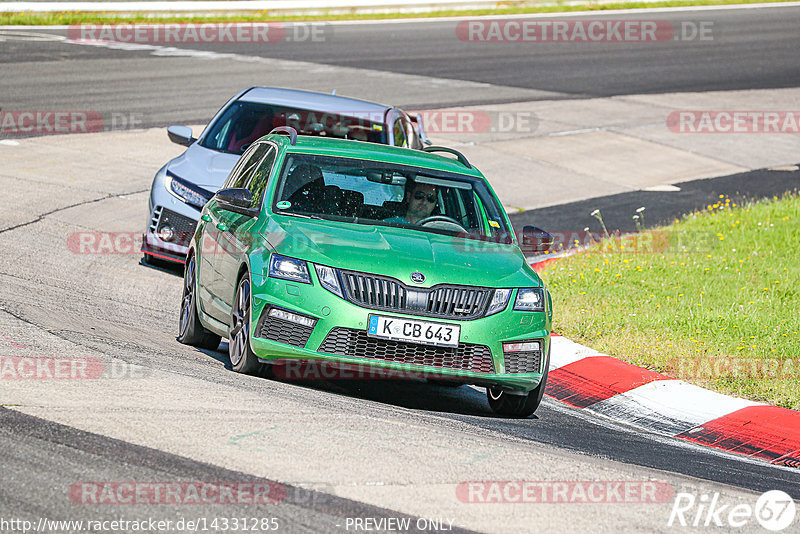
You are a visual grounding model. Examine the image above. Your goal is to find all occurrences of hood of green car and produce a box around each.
[261,216,541,288]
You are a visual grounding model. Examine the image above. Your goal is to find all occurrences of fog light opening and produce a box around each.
[503,341,541,353]
[268,307,316,328]
[157,225,175,242]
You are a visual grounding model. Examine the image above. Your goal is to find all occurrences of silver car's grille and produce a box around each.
[156,208,197,248]
[149,206,163,233]
[338,269,491,320]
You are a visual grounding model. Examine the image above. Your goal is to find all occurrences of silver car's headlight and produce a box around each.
[514,288,545,312]
[315,264,343,298]
[268,254,311,284]
[486,289,512,316]
[166,171,212,209]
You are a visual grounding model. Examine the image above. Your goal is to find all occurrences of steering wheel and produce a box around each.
[416,215,466,232]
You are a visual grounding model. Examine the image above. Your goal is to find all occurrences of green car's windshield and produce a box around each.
[272,154,513,244]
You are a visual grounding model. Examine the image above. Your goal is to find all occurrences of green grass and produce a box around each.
[1,0,796,25]
[540,193,800,409]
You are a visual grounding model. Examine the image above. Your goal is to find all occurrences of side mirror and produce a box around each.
[521,225,553,253]
[167,125,195,147]
[216,188,259,218]
[413,113,432,146]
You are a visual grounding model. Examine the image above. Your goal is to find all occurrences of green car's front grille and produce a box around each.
[339,269,491,321]
[318,327,495,374]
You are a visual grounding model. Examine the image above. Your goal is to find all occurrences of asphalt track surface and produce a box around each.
[2,5,800,532]
[1,5,800,127]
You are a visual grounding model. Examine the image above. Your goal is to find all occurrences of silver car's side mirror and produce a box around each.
[167,125,195,147]
[414,113,432,146]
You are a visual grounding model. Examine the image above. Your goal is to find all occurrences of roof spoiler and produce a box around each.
[269,126,298,145]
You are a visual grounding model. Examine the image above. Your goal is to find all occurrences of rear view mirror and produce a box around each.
[366,171,394,184]
[521,225,554,253]
[167,125,195,147]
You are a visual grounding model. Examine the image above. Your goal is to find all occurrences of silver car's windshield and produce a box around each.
[272,154,513,244]
[200,101,388,155]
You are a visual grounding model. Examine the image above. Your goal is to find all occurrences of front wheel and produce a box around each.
[229,274,263,375]
[487,355,549,418]
[177,254,221,350]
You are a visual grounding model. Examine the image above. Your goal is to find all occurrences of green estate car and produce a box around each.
[178,127,554,417]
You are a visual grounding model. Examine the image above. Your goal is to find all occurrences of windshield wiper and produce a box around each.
[283,212,325,220]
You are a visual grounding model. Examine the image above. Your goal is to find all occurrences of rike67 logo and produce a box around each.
[669,490,796,531]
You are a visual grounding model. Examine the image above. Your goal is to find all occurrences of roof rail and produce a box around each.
[422,146,471,169]
[269,126,298,145]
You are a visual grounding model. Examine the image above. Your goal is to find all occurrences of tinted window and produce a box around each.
[201,101,388,155]
[224,143,270,189]
[247,146,276,209]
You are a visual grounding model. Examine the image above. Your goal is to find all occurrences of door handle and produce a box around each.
[201,214,211,222]
[216,222,228,231]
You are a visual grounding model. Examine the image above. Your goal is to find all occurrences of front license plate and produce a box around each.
[367,314,460,348]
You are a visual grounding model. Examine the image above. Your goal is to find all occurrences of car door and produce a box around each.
[216,143,277,315]
[200,143,269,323]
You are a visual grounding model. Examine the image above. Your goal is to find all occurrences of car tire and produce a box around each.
[177,254,221,351]
[487,350,550,418]
[229,273,264,375]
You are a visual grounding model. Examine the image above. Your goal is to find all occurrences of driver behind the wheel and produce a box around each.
[384,180,438,225]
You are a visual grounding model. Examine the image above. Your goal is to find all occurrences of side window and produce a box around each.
[224,143,269,189]
[246,146,277,209]
[392,118,407,147]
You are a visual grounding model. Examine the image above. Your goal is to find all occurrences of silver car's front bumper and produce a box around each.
[143,165,202,263]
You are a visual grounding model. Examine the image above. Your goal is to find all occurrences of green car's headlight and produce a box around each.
[314,264,343,298]
[514,288,545,312]
[268,254,311,284]
[486,288,512,316]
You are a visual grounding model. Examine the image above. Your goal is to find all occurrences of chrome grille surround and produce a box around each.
[338,269,491,320]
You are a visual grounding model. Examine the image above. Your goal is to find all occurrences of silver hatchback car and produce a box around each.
[142,86,429,265]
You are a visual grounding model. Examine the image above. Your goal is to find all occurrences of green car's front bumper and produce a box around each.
[248,269,551,393]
